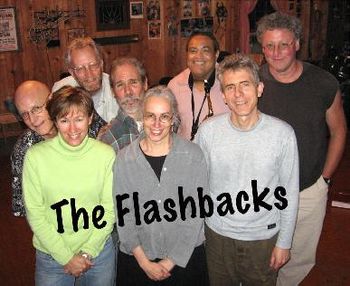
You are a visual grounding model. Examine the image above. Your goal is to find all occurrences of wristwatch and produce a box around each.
[323,177,331,185]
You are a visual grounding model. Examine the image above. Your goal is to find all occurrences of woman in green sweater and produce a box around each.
[23,86,116,286]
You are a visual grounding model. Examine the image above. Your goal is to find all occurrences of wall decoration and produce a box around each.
[29,7,85,46]
[198,0,211,17]
[180,17,213,37]
[67,28,85,43]
[183,0,193,18]
[130,1,143,19]
[0,7,19,52]
[167,1,179,36]
[148,21,161,39]
[95,0,129,31]
[147,0,160,21]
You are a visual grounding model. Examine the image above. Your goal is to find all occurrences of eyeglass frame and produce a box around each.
[143,112,173,124]
[19,93,50,121]
[262,40,295,53]
[70,61,102,75]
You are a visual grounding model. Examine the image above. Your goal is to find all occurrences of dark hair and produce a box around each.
[186,32,220,52]
[256,12,302,43]
[47,85,94,121]
[217,55,261,88]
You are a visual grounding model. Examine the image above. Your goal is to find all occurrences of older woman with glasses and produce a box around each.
[23,86,116,286]
[114,86,209,286]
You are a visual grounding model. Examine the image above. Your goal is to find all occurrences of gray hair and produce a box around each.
[143,85,180,131]
[110,57,147,85]
[64,37,102,68]
[256,12,302,43]
[217,54,260,88]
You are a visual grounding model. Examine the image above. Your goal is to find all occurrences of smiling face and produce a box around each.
[221,69,263,127]
[111,63,147,119]
[55,107,92,146]
[143,96,173,145]
[14,81,56,138]
[68,46,103,93]
[186,35,219,81]
[261,28,299,75]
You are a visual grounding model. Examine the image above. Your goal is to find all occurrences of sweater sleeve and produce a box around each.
[167,154,208,267]
[23,149,75,265]
[276,128,300,249]
[80,151,116,258]
[114,155,141,253]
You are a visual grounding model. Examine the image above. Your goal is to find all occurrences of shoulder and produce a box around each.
[89,138,115,158]
[261,113,295,135]
[168,68,190,88]
[198,113,229,133]
[303,62,338,85]
[52,76,78,92]
[12,130,44,157]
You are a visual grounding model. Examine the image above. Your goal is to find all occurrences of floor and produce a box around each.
[0,136,349,285]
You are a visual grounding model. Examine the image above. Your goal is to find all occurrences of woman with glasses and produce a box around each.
[22,86,116,286]
[114,86,209,286]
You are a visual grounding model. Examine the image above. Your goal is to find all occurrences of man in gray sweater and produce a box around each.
[195,55,299,286]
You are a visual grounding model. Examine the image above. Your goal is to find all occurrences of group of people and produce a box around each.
[10,11,346,286]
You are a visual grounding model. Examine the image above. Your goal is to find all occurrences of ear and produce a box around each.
[48,92,53,100]
[88,114,93,125]
[68,68,74,76]
[144,77,149,91]
[215,50,220,61]
[295,39,300,52]
[257,82,264,98]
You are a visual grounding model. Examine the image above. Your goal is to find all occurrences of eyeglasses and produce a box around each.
[262,41,295,52]
[144,112,173,124]
[20,102,46,121]
[112,79,141,91]
[71,61,101,75]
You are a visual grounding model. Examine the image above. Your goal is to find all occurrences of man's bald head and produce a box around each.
[14,80,56,138]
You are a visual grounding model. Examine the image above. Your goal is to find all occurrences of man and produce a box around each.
[257,12,347,285]
[100,57,148,152]
[195,55,299,285]
[11,81,106,217]
[168,32,229,140]
[52,36,119,122]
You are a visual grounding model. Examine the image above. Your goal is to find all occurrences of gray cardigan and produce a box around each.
[113,133,207,267]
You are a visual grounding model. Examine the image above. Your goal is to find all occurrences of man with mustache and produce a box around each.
[52,37,119,122]
[100,57,148,152]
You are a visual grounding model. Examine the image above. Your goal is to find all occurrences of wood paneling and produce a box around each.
[0,0,329,113]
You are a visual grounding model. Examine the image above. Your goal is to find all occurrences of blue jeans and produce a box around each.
[35,237,116,286]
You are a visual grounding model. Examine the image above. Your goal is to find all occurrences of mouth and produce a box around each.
[68,133,80,139]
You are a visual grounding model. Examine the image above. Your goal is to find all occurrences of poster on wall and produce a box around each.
[130,1,143,19]
[180,17,213,37]
[147,0,160,20]
[183,0,192,18]
[0,7,19,52]
[148,21,161,39]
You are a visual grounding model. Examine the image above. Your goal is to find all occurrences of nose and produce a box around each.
[123,83,132,95]
[27,112,39,125]
[68,122,77,133]
[152,118,161,128]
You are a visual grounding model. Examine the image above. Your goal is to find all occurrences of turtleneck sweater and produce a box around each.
[23,133,116,265]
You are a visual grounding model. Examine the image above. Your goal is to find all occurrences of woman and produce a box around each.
[23,86,116,286]
[114,86,209,285]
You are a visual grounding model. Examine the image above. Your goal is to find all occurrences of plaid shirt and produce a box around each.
[100,109,141,153]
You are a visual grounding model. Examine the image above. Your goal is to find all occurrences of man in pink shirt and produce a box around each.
[168,32,229,140]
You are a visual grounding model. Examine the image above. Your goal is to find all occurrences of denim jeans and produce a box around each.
[35,237,116,286]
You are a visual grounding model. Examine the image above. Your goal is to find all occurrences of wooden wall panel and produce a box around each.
[0,0,329,113]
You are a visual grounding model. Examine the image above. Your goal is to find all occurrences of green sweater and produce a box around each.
[23,133,116,265]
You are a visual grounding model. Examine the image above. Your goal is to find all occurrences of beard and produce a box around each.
[118,95,143,116]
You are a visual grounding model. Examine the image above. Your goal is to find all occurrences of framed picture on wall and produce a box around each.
[130,1,143,19]
[0,7,20,52]
[95,0,130,31]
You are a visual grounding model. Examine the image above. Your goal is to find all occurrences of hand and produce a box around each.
[140,259,171,281]
[97,123,112,140]
[63,254,93,277]
[270,246,290,271]
[158,258,175,272]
